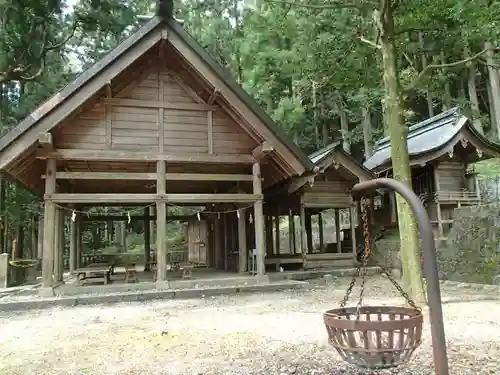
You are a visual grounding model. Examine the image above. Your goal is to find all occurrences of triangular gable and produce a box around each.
[0,17,314,178]
[288,142,374,194]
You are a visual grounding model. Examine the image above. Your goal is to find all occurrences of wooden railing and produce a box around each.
[434,190,480,202]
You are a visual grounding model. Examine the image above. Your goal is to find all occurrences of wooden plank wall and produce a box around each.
[302,181,353,207]
[54,69,256,155]
[436,162,465,191]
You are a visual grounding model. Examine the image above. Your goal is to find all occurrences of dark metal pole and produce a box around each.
[351,178,449,375]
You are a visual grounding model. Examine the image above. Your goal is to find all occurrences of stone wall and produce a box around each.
[438,204,500,284]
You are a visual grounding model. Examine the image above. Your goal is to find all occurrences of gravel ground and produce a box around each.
[0,276,499,375]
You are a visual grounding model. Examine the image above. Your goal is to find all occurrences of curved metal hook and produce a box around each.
[351,178,449,375]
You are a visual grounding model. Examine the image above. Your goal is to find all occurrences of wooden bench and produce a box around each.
[88,262,115,275]
[75,265,112,285]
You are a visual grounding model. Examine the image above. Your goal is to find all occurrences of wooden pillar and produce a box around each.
[149,205,156,244]
[214,212,221,269]
[350,206,357,258]
[334,208,342,253]
[54,208,64,282]
[37,216,44,260]
[144,206,151,271]
[305,210,313,253]
[69,208,77,273]
[156,160,167,282]
[76,212,82,269]
[237,208,247,273]
[42,160,56,288]
[299,202,307,254]
[274,215,280,255]
[252,162,265,275]
[318,212,324,253]
[223,212,228,271]
[265,215,273,257]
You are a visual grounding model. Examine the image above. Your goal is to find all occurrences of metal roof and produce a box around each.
[307,141,375,181]
[308,141,341,164]
[363,107,487,171]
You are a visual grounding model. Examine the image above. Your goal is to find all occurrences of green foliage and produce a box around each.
[2,0,500,254]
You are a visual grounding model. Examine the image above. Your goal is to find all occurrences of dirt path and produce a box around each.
[1,277,499,375]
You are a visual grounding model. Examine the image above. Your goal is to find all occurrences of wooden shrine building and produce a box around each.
[0,17,374,289]
[364,108,500,243]
[264,142,375,271]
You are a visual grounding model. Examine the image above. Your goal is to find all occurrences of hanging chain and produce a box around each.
[355,197,372,319]
[379,264,421,312]
[339,197,371,309]
[339,196,421,315]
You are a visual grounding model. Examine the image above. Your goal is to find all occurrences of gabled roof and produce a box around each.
[287,142,375,194]
[364,107,500,172]
[0,16,314,176]
[309,141,375,180]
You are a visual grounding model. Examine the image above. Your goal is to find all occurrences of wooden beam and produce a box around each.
[207,88,220,105]
[45,193,262,204]
[143,206,151,271]
[69,206,77,273]
[167,194,261,203]
[44,171,254,181]
[252,162,266,275]
[252,141,274,160]
[36,149,256,164]
[237,208,247,273]
[46,194,157,203]
[38,132,53,150]
[42,159,56,288]
[109,98,216,111]
[156,160,167,282]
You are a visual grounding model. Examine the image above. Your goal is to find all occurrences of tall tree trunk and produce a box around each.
[464,46,483,133]
[362,106,373,159]
[485,41,500,141]
[418,33,434,117]
[339,102,350,153]
[440,51,452,110]
[312,81,320,148]
[232,0,243,83]
[378,4,425,302]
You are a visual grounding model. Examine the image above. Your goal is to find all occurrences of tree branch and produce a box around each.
[407,47,500,91]
[359,36,380,49]
[477,59,500,70]
[0,18,79,84]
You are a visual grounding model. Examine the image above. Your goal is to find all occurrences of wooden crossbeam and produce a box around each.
[45,193,262,204]
[36,149,256,164]
[42,171,255,181]
[108,98,216,111]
